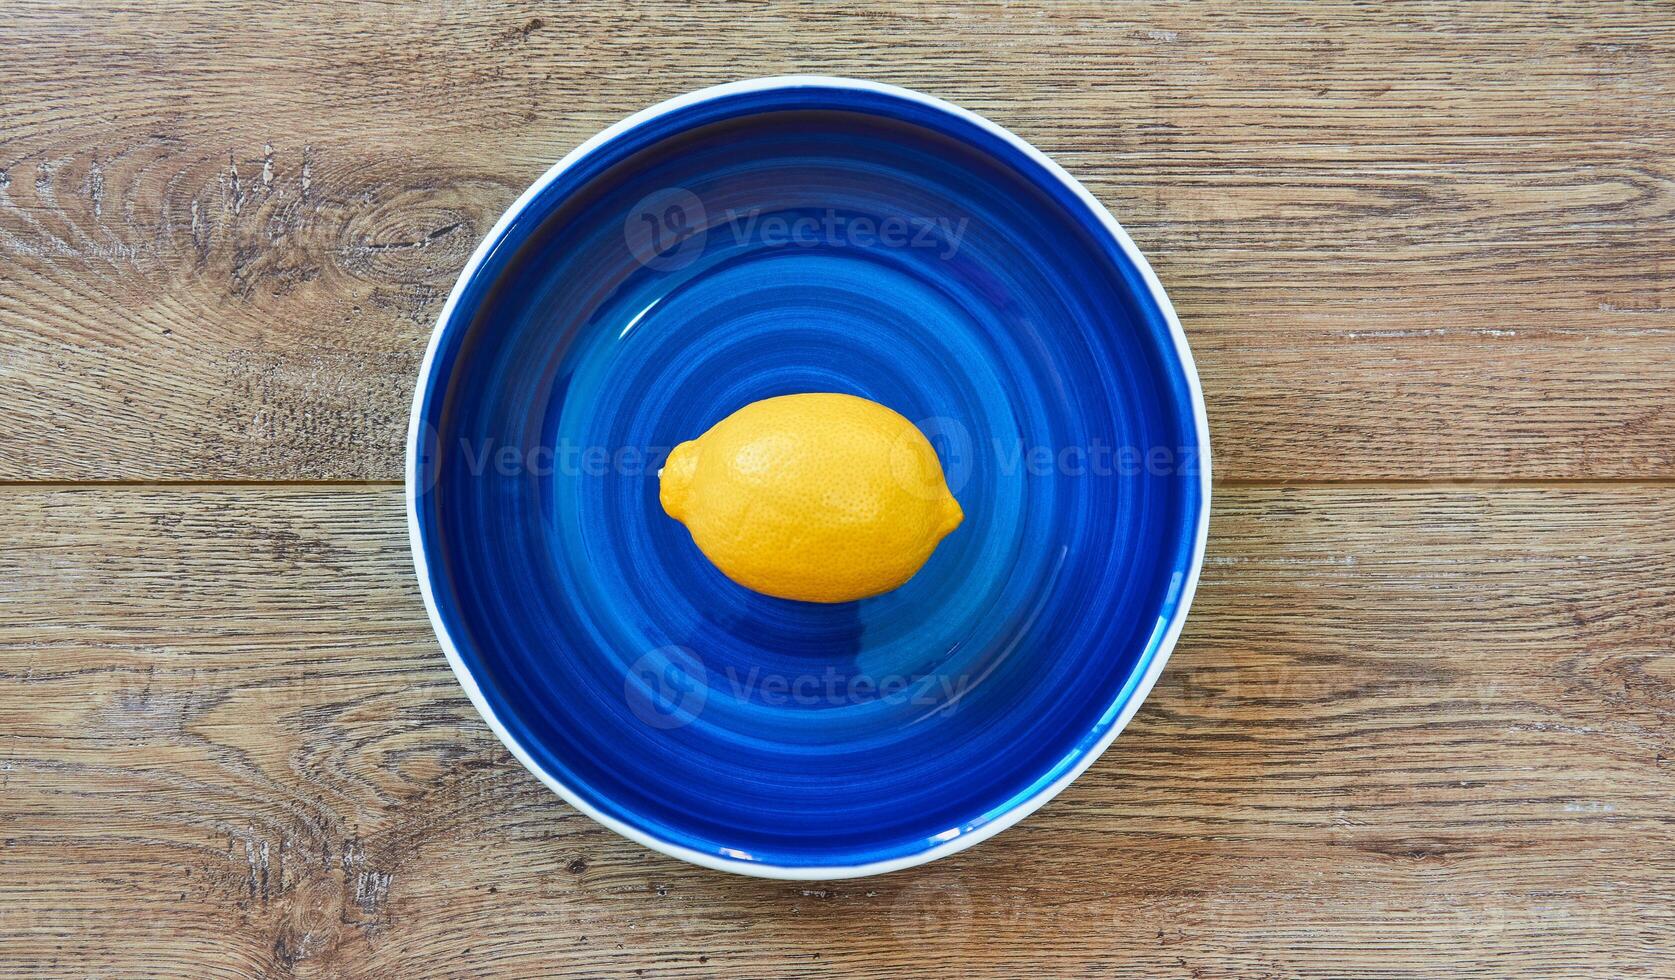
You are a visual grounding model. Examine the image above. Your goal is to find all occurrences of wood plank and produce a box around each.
[0,485,1670,977]
[2,1,1674,481]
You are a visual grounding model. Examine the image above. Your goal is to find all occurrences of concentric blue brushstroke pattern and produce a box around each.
[411,81,1207,873]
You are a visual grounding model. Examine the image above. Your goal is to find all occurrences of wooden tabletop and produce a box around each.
[3,2,1672,976]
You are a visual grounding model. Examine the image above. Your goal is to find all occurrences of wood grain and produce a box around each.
[5,3,1674,977]
[1,485,1671,978]
[3,1,1675,480]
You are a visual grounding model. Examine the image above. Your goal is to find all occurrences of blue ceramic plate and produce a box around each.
[408,77,1209,878]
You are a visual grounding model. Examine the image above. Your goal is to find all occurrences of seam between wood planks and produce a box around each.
[1212,477,1675,489]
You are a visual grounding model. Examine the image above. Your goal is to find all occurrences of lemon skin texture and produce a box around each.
[659,392,964,603]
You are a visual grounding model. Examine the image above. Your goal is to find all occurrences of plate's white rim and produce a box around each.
[405,75,1212,880]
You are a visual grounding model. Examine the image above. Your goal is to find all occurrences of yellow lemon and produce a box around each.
[659,392,964,603]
